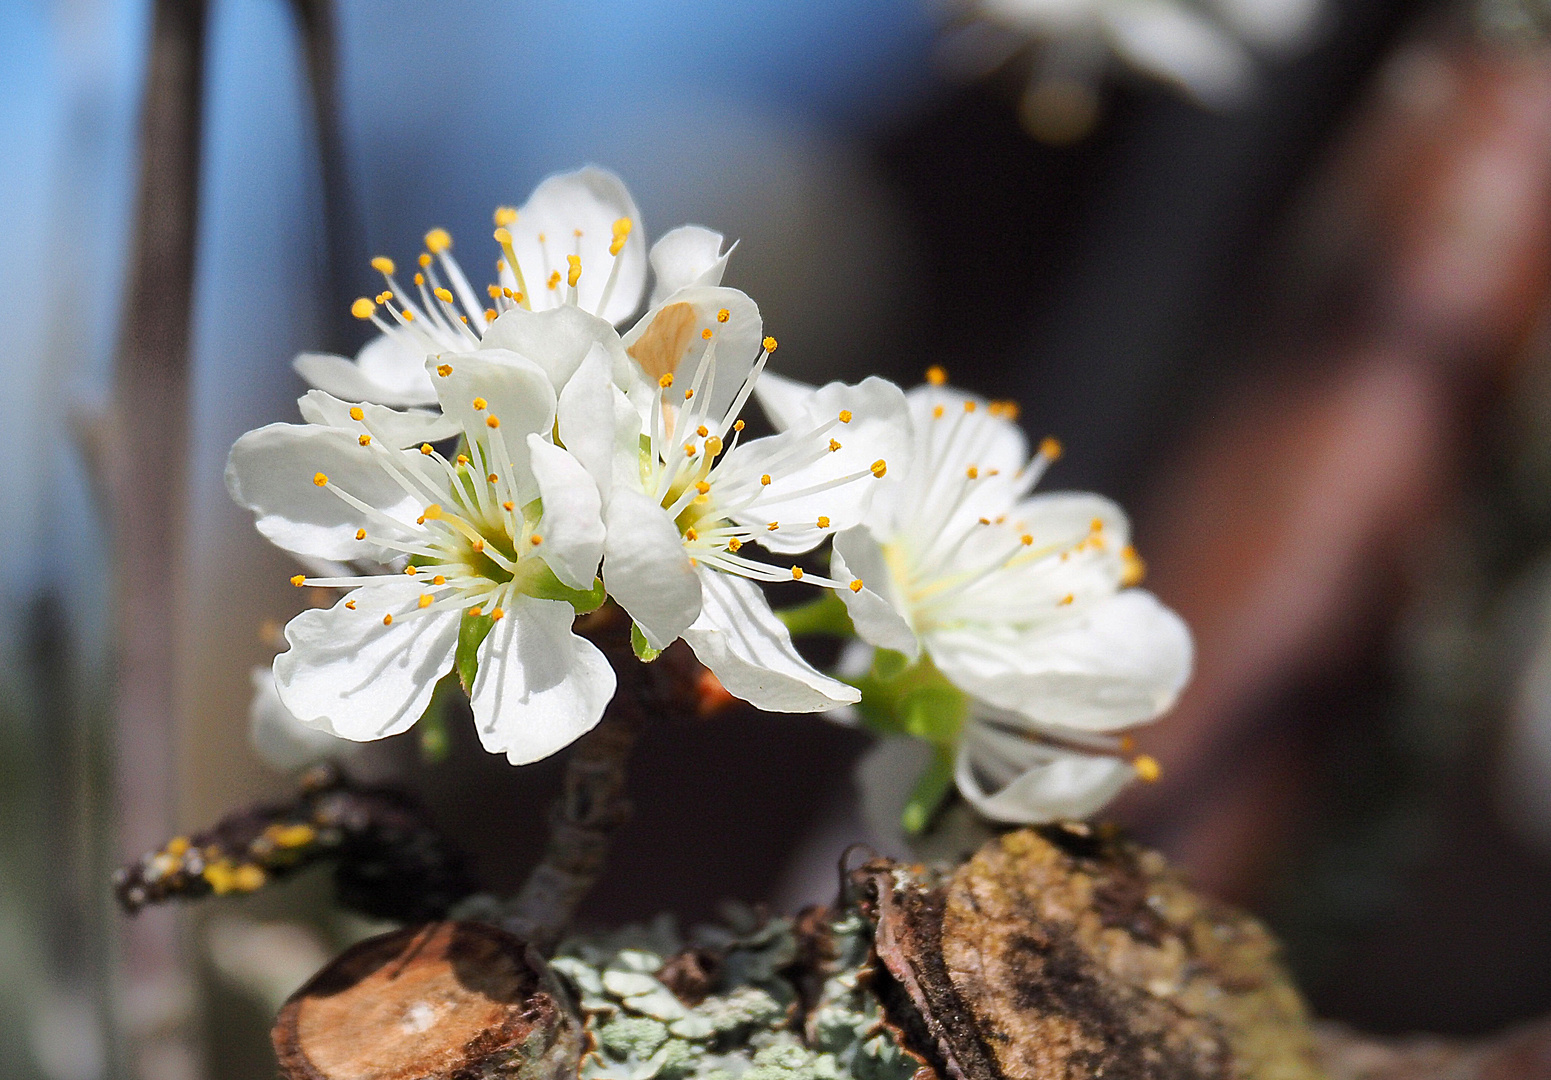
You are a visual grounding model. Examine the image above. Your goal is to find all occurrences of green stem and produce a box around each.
[901,743,956,835]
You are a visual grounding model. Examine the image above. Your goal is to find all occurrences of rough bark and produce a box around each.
[273,922,581,1080]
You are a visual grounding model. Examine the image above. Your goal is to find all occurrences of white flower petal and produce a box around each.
[956,721,1135,823]
[480,304,630,390]
[1100,0,1255,108]
[904,384,1029,478]
[926,590,1193,731]
[248,666,347,771]
[831,527,919,659]
[602,487,702,649]
[297,389,458,447]
[648,226,732,306]
[293,334,438,409]
[468,595,615,765]
[751,369,819,432]
[430,350,557,504]
[682,570,860,712]
[274,582,461,741]
[226,423,430,562]
[508,165,647,324]
[526,434,605,590]
[622,286,762,422]
[556,342,620,505]
[723,377,910,555]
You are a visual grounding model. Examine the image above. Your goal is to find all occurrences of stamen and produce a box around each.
[567,255,581,287]
[349,406,364,421]
[1134,755,1161,782]
[291,575,304,586]
[313,472,328,486]
[1039,437,1063,460]
[494,206,517,227]
[871,460,887,478]
[358,435,371,446]
[829,439,841,452]
[791,567,803,580]
[491,608,505,621]
[351,298,375,319]
[424,228,452,254]
[486,415,500,428]
[419,595,433,608]
[437,364,453,377]
[762,336,778,352]
[849,579,864,592]
[371,256,395,275]
[716,308,730,322]
[926,365,947,386]
[817,516,830,528]
[355,529,366,540]
[473,397,487,410]
[383,614,394,625]
[839,410,852,423]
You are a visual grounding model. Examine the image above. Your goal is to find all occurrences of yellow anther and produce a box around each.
[696,481,710,494]
[414,269,426,283]
[1020,534,1033,546]
[659,373,675,388]
[345,599,356,609]
[609,217,632,255]
[459,315,469,324]
[612,217,632,238]
[493,226,512,245]
[994,399,1020,421]
[529,535,542,546]
[685,528,698,542]
[419,594,433,609]
[817,516,831,528]
[728,538,742,552]
[487,473,498,484]
[494,206,518,227]
[704,436,724,456]
[850,579,865,592]
[760,474,771,486]
[405,565,418,576]
[925,365,947,386]
[1134,755,1161,783]
[684,388,695,400]
[423,504,443,520]
[351,297,375,319]
[717,308,730,323]
[472,396,487,410]
[1121,545,1146,587]
[1059,593,1074,606]
[502,501,514,511]
[839,410,852,423]
[437,363,453,377]
[402,309,415,321]
[762,336,778,352]
[485,308,497,322]
[491,607,505,621]
[684,442,697,455]
[291,574,305,587]
[382,613,394,626]
[348,406,365,421]
[567,255,581,287]
[966,466,978,479]
[471,539,484,552]
[433,286,454,303]
[456,454,469,465]
[547,270,561,290]
[1039,436,1063,460]
[767,521,780,531]
[313,472,329,486]
[964,400,977,413]
[701,327,713,340]
[932,404,945,419]
[791,566,804,580]
[375,291,392,304]
[432,575,446,585]
[870,460,887,478]
[358,434,371,446]
[420,443,433,455]
[979,517,991,525]
[829,439,842,452]
[355,528,366,540]
[486,415,500,428]
[371,256,395,275]
[469,606,483,618]
[696,425,709,437]
[488,284,502,299]
[424,227,452,253]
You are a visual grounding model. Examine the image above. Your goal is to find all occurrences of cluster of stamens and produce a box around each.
[289,392,546,624]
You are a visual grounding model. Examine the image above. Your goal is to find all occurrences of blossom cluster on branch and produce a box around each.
[228,166,1192,829]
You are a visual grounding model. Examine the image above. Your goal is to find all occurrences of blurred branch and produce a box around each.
[291,0,364,353]
[109,0,207,1074]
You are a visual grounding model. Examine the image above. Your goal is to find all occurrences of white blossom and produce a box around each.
[582,288,911,712]
[293,165,732,410]
[758,368,1190,821]
[227,351,614,765]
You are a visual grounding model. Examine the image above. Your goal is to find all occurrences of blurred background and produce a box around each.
[8,0,1551,1075]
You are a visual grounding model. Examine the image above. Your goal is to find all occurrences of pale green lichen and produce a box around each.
[548,905,917,1080]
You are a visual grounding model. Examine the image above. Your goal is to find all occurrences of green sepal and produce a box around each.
[456,610,497,693]
[776,592,854,638]
[529,569,607,614]
[631,622,663,662]
[416,673,458,764]
[901,743,956,835]
[850,653,968,746]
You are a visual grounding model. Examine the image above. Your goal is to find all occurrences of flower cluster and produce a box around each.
[229,166,1191,826]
